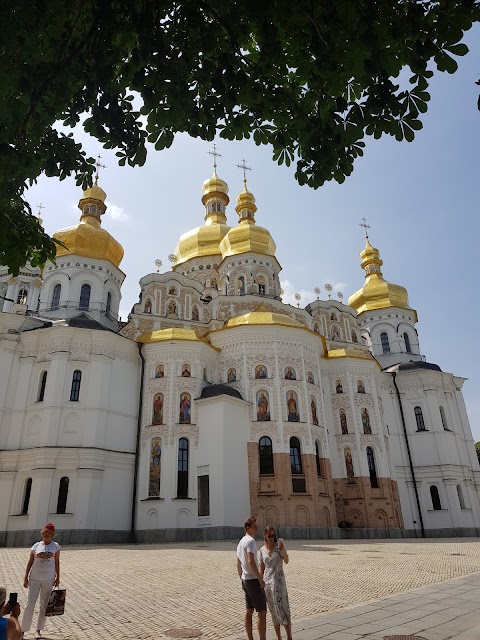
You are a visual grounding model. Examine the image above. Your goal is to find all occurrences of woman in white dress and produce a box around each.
[259,527,292,640]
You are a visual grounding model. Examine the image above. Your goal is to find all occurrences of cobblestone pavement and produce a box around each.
[1,538,480,639]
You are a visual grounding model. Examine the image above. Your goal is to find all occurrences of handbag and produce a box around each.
[45,589,66,617]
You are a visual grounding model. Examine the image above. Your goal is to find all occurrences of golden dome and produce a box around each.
[173,169,231,266]
[220,181,276,259]
[136,328,220,350]
[54,184,124,268]
[348,237,417,319]
[223,303,303,328]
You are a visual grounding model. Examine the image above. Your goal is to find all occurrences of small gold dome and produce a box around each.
[220,181,276,259]
[54,185,124,268]
[202,168,229,201]
[224,303,302,328]
[348,237,416,318]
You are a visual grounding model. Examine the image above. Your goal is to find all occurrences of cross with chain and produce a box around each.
[208,143,222,170]
[36,203,45,218]
[359,217,371,238]
[236,158,252,182]
[95,154,107,183]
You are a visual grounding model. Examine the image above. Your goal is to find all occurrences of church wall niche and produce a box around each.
[334,476,402,530]
[58,412,82,447]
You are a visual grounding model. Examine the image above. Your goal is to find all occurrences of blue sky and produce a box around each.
[25,29,480,438]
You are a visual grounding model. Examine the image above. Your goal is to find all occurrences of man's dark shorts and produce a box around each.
[242,578,267,612]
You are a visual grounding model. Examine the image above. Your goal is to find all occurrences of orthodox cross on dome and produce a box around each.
[208,143,222,171]
[36,203,45,217]
[95,154,107,185]
[236,157,252,185]
[359,217,371,238]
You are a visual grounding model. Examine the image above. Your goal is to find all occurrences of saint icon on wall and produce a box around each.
[352,329,358,343]
[284,367,296,380]
[311,398,319,425]
[362,408,372,434]
[144,299,152,314]
[152,393,164,425]
[192,305,199,321]
[344,447,355,482]
[179,393,191,424]
[255,364,267,379]
[155,365,164,379]
[167,300,177,316]
[181,364,191,377]
[307,371,314,384]
[169,287,177,295]
[336,380,343,394]
[287,391,299,422]
[357,380,366,394]
[227,368,236,383]
[149,438,161,497]
[340,409,348,434]
[257,390,270,421]
[258,276,266,295]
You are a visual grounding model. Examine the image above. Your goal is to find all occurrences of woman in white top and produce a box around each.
[259,526,292,640]
[22,523,60,639]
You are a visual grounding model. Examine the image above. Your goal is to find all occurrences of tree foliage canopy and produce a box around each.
[1,0,479,273]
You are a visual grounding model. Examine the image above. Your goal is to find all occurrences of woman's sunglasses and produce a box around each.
[265,534,275,539]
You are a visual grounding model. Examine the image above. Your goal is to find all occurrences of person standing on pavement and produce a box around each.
[0,588,22,640]
[22,523,60,639]
[236,516,267,640]
[259,527,292,640]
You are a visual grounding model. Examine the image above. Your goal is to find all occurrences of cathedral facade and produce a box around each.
[0,169,479,545]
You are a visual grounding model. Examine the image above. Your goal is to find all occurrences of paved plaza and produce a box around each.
[1,538,480,639]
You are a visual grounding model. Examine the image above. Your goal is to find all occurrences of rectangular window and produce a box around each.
[292,477,306,493]
[198,475,210,516]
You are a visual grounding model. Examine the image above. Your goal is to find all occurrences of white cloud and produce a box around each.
[105,201,129,223]
[280,279,349,307]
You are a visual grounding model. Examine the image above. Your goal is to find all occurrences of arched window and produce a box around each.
[403,332,411,353]
[259,436,274,475]
[51,284,61,310]
[106,292,112,318]
[37,371,47,402]
[430,485,442,510]
[149,438,161,497]
[414,406,426,431]
[366,447,379,488]
[439,406,448,431]
[57,477,69,514]
[22,478,32,514]
[258,276,266,295]
[289,437,303,475]
[177,438,189,498]
[79,284,91,310]
[17,288,28,304]
[70,370,82,401]
[315,441,325,478]
[381,332,390,354]
[457,485,466,509]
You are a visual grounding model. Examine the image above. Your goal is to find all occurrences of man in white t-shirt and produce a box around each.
[236,516,266,640]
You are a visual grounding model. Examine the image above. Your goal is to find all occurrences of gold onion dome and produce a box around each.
[348,237,417,318]
[54,182,124,268]
[224,303,302,328]
[220,180,276,258]
[173,168,231,266]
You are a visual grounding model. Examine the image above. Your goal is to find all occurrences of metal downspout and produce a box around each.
[131,342,145,543]
[392,371,426,538]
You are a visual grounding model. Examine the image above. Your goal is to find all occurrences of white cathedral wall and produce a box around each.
[195,395,251,527]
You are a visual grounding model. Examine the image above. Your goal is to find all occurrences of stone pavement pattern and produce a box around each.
[1,538,480,639]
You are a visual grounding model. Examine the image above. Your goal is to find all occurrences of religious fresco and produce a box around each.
[237,276,246,295]
[227,368,236,383]
[310,398,319,425]
[331,325,340,340]
[155,364,164,378]
[357,380,366,393]
[344,447,355,482]
[307,371,314,384]
[314,323,320,333]
[287,390,300,422]
[255,364,268,379]
[284,366,296,380]
[168,287,177,295]
[258,276,266,294]
[335,379,343,394]
[181,364,191,377]
[167,300,176,315]
[144,299,152,314]
[362,407,372,434]
[149,437,161,497]
[256,390,270,421]
[330,313,337,322]
[179,393,191,424]
[152,393,164,425]
[192,305,199,321]
[352,329,358,343]
[340,409,348,434]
